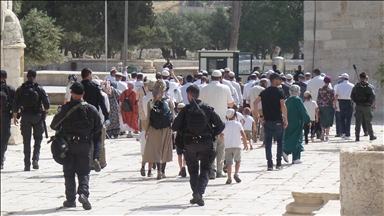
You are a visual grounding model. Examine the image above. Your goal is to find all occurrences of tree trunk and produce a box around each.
[229,1,242,50]
[172,48,176,59]
[160,48,171,59]
[175,48,187,59]
[292,43,300,59]
[138,48,144,59]
[120,41,124,60]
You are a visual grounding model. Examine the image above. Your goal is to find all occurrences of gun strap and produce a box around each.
[53,102,87,129]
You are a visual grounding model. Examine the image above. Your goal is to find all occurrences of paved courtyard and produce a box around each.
[1,116,383,215]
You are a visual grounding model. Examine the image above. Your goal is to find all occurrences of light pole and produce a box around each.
[124,1,128,68]
[105,0,108,72]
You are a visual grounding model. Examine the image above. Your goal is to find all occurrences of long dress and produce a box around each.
[119,88,139,133]
[283,96,310,161]
[142,98,174,164]
[106,87,121,138]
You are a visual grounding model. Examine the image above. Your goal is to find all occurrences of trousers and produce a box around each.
[211,136,224,174]
[90,127,107,167]
[355,105,374,138]
[252,109,264,142]
[1,113,11,164]
[92,130,102,160]
[303,121,315,144]
[339,100,353,137]
[20,112,44,166]
[184,139,213,195]
[263,120,284,166]
[63,143,91,202]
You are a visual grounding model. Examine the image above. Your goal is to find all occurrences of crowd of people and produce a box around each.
[0,61,378,208]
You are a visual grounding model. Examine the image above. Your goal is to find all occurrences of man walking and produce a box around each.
[351,72,377,141]
[200,70,234,179]
[242,73,257,108]
[12,70,50,171]
[249,78,268,146]
[334,73,354,140]
[253,73,288,171]
[172,85,224,206]
[80,68,109,171]
[1,70,15,169]
[51,82,102,210]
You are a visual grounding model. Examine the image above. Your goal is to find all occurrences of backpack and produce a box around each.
[1,84,10,112]
[20,83,40,111]
[185,102,209,135]
[122,91,133,112]
[149,99,173,129]
[353,83,369,103]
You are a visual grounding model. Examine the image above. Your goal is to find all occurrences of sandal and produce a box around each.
[234,175,241,183]
[226,179,232,184]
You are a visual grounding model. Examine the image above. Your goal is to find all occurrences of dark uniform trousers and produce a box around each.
[184,139,213,196]
[1,113,12,163]
[355,105,374,137]
[339,100,353,137]
[64,142,91,202]
[20,112,44,166]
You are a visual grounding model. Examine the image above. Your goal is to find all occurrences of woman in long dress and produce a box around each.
[142,80,174,179]
[102,81,121,138]
[119,82,139,138]
[283,85,310,164]
[317,76,335,142]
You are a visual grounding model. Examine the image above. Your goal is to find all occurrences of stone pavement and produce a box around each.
[1,117,383,215]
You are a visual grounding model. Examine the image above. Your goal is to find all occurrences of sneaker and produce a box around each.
[156,171,162,180]
[292,160,303,164]
[325,136,329,142]
[233,174,241,183]
[92,159,101,172]
[344,137,352,140]
[32,160,39,169]
[78,194,92,210]
[190,197,197,204]
[147,171,153,177]
[335,134,341,137]
[140,167,145,177]
[127,133,133,138]
[180,167,187,177]
[341,134,346,138]
[209,171,216,180]
[192,193,205,206]
[267,167,273,171]
[63,200,76,208]
[24,166,30,171]
[370,136,377,141]
[282,152,289,163]
[276,165,283,170]
[216,172,226,178]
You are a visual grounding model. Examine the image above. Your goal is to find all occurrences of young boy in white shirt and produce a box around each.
[242,107,257,150]
[221,109,248,184]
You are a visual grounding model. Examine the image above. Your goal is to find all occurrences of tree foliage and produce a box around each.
[20,8,66,68]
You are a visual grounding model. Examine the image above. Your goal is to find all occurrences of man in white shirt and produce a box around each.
[134,73,144,91]
[334,73,354,140]
[242,73,257,108]
[249,78,268,144]
[161,69,180,103]
[104,69,117,82]
[307,69,325,103]
[221,71,238,108]
[193,72,203,85]
[228,72,243,109]
[198,76,208,90]
[200,70,234,180]
[115,72,128,92]
[180,75,194,104]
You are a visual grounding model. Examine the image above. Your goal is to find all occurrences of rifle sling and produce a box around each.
[53,102,88,129]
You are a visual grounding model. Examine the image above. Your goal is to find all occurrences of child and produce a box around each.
[221,109,248,184]
[175,103,187,177]
[303,91,319,143]
[242,107,257,150]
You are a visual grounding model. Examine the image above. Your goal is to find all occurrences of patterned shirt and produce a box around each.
[317,86,335,107]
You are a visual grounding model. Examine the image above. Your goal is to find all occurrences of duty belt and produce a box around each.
[184,134,212,144]
[64,134,91,144]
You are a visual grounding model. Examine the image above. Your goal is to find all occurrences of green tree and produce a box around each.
[20,9,66,68]
[203,7,231,50]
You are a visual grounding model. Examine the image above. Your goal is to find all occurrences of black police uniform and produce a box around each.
[12,81,50,170]
[172,99,224,205]
[80,79,109,164]
[1,81,15,169]
[50,99,102,209]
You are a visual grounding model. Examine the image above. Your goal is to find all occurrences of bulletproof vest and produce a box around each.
[20,83,40,111]
[185,103,210,135]
[1,83,11,112]
[354,82,370,104]
[61,104,92,136]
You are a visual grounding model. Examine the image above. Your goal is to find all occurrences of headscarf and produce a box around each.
[289,84,301,97]
[127,81,134,89]
[152,79,166,101]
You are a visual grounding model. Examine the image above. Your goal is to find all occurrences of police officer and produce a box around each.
[12,70,50,171]
[50,82,102,210]
[1,70,16,169]
[351,72,377,141]
[80,68,109,172]
[172,85,224,206]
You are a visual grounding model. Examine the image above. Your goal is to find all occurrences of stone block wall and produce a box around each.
[304,1,384,114]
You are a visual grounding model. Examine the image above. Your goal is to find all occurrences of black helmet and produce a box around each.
[68,74,78,82]
[50,136,70,165]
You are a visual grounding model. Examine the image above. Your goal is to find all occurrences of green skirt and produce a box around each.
[319,106,335,128]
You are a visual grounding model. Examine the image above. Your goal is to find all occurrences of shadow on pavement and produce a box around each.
[27,175,63,179]
[10,207,63,215]
[130,204,190,212]
[311,149,341,153]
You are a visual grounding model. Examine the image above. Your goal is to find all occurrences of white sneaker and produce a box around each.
[344,136,352,140]
[341,134,346,138]
[282,152,289,163]
[293,160,303,164]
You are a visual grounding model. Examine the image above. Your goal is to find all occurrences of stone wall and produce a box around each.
[303,1,384,114]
